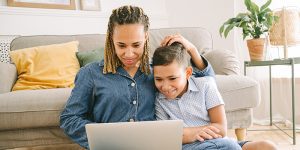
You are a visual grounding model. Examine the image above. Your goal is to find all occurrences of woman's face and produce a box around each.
[113,24,147,69]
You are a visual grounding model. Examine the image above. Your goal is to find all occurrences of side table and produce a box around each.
[244,57,300,145]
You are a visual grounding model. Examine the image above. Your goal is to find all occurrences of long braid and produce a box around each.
[103,5,150,75]
[140,38,150,74]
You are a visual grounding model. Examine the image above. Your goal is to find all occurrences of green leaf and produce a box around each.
[220,17,243,37]
[245,0,259,15]
[250,1,260,14]
[244,0,252,12]
[238,21,246,27]
[222,0,276,40]
[219,25,225,37]
[249,13,257,23]
[257,12,264,22]
[242,29,251,39]
[263,8,272,13]
[260,0,272,11]
[224,24,236,38]
[243,33,248,40]
[266,15,273,26]
[227,18,238,24]
[222,18,239,26]
[236,13,248,18]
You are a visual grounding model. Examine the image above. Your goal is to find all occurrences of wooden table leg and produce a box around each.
[235,128,247,141]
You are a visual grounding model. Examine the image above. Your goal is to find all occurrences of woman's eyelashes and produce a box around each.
[118,45,126,48]
[133,44,141,48]
[117,44,141,49]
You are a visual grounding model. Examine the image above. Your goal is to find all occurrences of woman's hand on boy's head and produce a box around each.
[161,34,206,70]
[160,34,197,55]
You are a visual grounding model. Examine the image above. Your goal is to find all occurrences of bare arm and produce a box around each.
[208,104,227,137]
[182,105,226,144]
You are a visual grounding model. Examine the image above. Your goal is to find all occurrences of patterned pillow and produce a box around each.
[0,35,19,63]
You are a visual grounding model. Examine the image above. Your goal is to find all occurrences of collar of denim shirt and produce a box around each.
[99,59,145,79]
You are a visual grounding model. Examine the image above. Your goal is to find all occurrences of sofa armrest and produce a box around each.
[203,49,241,75]
[0,62,17,93]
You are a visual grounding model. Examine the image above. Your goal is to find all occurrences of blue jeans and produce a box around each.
[182,138,242,150]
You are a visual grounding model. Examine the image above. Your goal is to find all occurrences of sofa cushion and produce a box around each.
[216,75,261,111]
[149,27,213,58]
[0,62,17,94]
[76,48,104,67]
[10,34,105,52]
[203,49,240,75]
[10,41,80,91]
[0,88,72,130]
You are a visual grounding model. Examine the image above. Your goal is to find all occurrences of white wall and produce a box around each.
[0,0,253,53]
[165,0,235,52]
[2,0,297,53]
[0,0,169,35]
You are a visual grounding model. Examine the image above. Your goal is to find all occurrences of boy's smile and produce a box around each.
[153,61,192,99]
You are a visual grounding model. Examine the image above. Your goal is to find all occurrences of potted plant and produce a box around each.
[219,0,278,61]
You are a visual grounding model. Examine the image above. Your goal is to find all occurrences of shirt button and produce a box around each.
[129,118,134,122]
[132,100,137,105]
[131,82,135,87]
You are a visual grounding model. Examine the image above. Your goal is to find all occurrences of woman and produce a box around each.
[60,5,278,150]
[60,5,212,149]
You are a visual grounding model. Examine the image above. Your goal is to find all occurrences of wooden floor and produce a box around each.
[9,124,300,150]
[228,124,300,150]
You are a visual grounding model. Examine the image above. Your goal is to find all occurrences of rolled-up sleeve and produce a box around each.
[192,55,215,77]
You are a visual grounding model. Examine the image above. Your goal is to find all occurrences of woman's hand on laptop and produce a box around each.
[182,126,222,144]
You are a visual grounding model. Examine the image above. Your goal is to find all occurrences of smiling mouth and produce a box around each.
[124,59,135,64]
[162,89,176,97]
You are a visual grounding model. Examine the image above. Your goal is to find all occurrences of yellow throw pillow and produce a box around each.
[10,41,80,91]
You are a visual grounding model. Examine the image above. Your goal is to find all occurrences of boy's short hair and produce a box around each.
[152,42,189,68]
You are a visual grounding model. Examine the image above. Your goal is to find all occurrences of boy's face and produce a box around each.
[153,61,192,99]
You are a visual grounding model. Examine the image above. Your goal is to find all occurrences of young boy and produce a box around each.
[152,40,277,150]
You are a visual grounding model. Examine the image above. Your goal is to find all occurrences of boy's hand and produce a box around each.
[196,126,222,141]
[183,126,222,144]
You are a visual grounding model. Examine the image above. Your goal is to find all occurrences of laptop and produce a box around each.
[85,120,183,150]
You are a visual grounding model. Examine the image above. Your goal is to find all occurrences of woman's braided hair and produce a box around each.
[103,5,150,74]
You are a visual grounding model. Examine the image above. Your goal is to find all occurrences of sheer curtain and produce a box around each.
[234,0,300,126]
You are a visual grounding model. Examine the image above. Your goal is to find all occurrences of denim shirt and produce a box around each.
[60,58,214,149]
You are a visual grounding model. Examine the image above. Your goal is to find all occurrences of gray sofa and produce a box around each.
[0,27,260,149]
